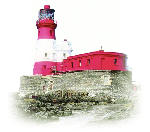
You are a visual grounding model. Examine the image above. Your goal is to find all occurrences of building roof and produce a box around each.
[67,50,126,59]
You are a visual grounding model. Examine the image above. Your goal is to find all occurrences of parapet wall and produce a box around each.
[20,71,132,99]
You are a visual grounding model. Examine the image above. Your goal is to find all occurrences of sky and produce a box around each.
[1,0,150,130]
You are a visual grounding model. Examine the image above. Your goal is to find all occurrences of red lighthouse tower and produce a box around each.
[33,5,58,75]
[33,5,72,76]
[36,5,57,39]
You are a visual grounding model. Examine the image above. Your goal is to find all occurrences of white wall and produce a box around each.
[35,39,72,62]
[35,39,56,61]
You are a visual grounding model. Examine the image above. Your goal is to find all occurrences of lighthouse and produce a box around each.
[33,5,72,76]
[33,5,126,76]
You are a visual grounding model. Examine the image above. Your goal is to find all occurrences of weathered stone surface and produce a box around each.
[19,75,54,96]
[17,71,136,121]
[20,71,132,100]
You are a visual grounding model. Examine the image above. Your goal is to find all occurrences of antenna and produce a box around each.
[101,45,103,50]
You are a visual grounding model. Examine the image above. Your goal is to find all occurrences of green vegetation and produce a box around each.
[17,71,136,121]
[16,89,135,121]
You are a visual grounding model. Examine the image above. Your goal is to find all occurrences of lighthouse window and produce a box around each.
[45,53,47,57]
[114,59,117,65]
[50,30,53,36]
[63,53,66,58]
[87,59,90,65]
[39,9,54,20]
[71,62,73,68]
[43,65,46,69]
[79,60,82,67]
[53,53,56,61]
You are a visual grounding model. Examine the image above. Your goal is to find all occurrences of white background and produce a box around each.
[0,0,150,131]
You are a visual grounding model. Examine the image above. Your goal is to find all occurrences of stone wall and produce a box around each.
[20,71,132,100]
[19,76,54,96]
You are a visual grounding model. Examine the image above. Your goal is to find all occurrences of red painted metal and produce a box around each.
[44,5,50,9]
[36,20,57,39]
[62,50,126,72]
[33,61,63,76]
[33,50,126,76]
[36,5,57,39]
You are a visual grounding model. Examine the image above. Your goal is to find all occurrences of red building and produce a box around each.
[61,50,126,73]
[34,50,127,75]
